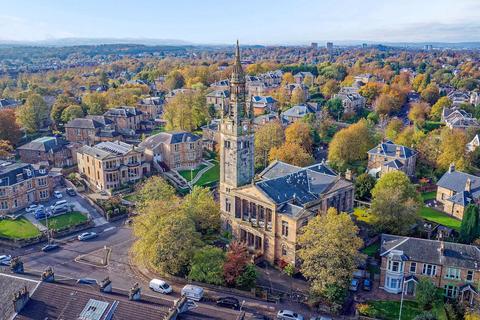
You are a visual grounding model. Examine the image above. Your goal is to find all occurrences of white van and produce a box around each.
[149,279,172,294]
[51,200,67,209]
[181,284,204,301]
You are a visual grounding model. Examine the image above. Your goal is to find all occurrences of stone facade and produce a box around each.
[17,136,74,168]
[77,141,150,191]
[367,141,417,177]
[0,161,52,215]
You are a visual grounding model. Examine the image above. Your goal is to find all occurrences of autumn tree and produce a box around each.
[16,93,49,133]
[165,70,185,90]
[408,102,431,127]
[359,82,383,105]
[429,96,452,121]
[188,246,225,285]
[269,142,314,167]
[395,126,426,148]
[182,186,220,235]
[421,84,440,105]
[385,118,403,141]
[298,208,363,301]
[254,121,285,169]
[163,90,209,131]
[60,105,84,123]
[374,93,399,116]
[321,79,339,99]
[223,241,249,286]
[328,119,377,170]
[290,86,306,105]
[0,140,13,158]
[437,128,470,171]
[51,94,76,127]
[82,92,108,115]
[0,109,22,145]
[136,176,176,212]
[285,121,313,152]
[370,171,420,235]
[281,72,294,85]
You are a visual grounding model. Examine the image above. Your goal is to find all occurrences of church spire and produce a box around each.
[231,40,245,83]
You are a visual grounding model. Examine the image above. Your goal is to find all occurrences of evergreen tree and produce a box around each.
[460,204,479,244]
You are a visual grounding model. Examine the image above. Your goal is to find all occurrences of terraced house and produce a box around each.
[77,141,150,192]
[0,161,52,215]
[380,234,480,305]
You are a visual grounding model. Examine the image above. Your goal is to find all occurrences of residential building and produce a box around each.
[284,83,310,101]
[164,88,193,103]
[293,72,314,85]
[246,76,267,97]
[104,107,148,135]
[334,88,366,114]
[210,79,230,91]
[0,161,52,215]
[442,107,480,130]
[253,113,284,129]
[470,91,480,106]
[17,136,74,168]
[201,120,220,151]
[281,104,318,124]
[467,134,480,152]
[354,74,373,84]
[259,70,283,87]
[136,96,163,119]
[219,43,354,268]
[77,141,150,191]
[380,234,480,305]
[250,95,277,116]
[367,140,417,177]
[436,164,480,219]
[448,91,470,107]
[65,116,121,146]
[139,131,202,171]
[206,89,230,111]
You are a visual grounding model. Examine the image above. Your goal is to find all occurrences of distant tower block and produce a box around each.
[311,42,318,49]
[326,42,333,51]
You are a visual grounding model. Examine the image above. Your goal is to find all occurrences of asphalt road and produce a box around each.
[0,221,288,319]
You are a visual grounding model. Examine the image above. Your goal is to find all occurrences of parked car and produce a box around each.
[53,191,63,199]
[363,278,372,291]
[26,204,43,213]
[216,297,240,310]
[0,255,12,266]
[51,200,67,209]
[349,278,360,292]
[35,209,51,220]
[51,205,69,215]
[78,232,98,241]
[149,279,173,294]
[66,188,76,196]
[310,317,332,320]
[42,244,60,252]
[277,310,304,320]
[181,284,204,301]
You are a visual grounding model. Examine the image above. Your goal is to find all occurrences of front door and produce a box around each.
[406,281,416,295]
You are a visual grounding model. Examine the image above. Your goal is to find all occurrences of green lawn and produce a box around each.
[0,217,41,239]
[362,242,380,257]
[123,193,138,203]
[366,300,446,320]
[421,191,436,202]
[353,207,375,225]
[195,160,220,187]
[419,206,461,231]
[178,164,208,182]
[41,211,88,231]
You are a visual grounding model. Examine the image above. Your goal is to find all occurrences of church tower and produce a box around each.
[219,41,255,228]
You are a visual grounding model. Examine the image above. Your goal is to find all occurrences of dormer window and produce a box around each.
[387,260,403,273]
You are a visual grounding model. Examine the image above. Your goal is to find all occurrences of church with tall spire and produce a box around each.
[219,41,354,268]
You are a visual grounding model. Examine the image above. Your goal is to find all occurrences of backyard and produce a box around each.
[195,160,220,187]
[419,206,461,231]
[0,217,41,239]
[364,300,446,320]
[41,211,88,231]
[178,163,208,182]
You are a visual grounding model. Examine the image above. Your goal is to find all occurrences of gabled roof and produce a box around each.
[0,161,48,186]
[437,168,480,200]
[251,96,277,104]
[79,141,140,159]
[383,159,404,169]
[104,107,143,118]
[206,90,229,98]
[367,140,416,159]
[380,234,480,270]
[139,131,201,150]
[17,136,68,153]
[281,105,315,119]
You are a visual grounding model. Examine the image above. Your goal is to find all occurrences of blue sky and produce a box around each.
[1,0,479,44]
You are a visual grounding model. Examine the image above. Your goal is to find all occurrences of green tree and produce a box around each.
[416,278,441,310]
[298,208,363,301]
[254,121,285,169]
[460,204,479,244]
[163,90,209,131]
[235,264,257,290]
[82,92,108,115]
[165,70,185,90]
[182,186,220,235]
[269,142,314,167]
[136,176,176,211]
[16,93,49,133]
[51,94,75,127]
[370,171,420,234]
[430,96,452,121]
[60,105,84,123]
[188,246,225,285]
[385,118,403,141]
[290,86,306,105]
[326,97,344,121]
[354,173,376,200]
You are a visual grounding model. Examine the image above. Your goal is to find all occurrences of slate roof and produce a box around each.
[65,116,113,129]
[15,281,169,320]
[436,168,480,201]
[104,107,143,118]
[281,105,316,119]
[384,159,404,169]
[206,90,229,98]
[251,95,277,104]
[79,141,139,159]
[17,136,68,153]
[255,161,341,206]
[380,234,480,270]
[368,140,416,159]
[0,99,21,109]
[139,131,201,150]
[253,113,284,126]
[0,161,48,187]
[0,273,40,320]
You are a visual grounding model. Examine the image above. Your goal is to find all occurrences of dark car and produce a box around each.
[42,243,60,252]
[363,278,372,291]
[66,188,76,196]
[216,297,240,310]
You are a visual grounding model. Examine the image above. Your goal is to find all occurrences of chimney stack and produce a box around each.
[439,241,445,256]
[129,283,141,301]
[449,163,455,173]
[466,178,472,192]
[13,286,29,313]
[395,146,401,158]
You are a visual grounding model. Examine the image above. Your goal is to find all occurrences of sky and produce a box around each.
[1,0,480,44]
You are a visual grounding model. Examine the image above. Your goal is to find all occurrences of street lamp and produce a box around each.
[398,277,406,320]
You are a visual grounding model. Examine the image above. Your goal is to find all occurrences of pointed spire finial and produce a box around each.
[231,39,244,82]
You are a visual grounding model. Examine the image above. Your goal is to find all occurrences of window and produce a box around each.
[189,143,194,150]
[0,201,8,209]
[422,264,437,277]
[225,199,231,213]
[388,260,402,273]
[444,284,458,298]
[0,188,5,196]
[174,144,179,152]
[467,270,474,282]
[410,262,417,273]
[225,140,231,149]
[13,199,18,208]
[281,221,289,237]
[445,267,461,280]
[281,245,287,256]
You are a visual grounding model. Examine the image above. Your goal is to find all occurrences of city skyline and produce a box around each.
[1,0,480,44]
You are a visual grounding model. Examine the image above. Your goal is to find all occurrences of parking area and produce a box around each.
[22,186,107,230]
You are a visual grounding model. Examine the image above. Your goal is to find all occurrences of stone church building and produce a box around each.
[219,42,354,268]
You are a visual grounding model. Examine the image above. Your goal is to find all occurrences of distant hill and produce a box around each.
[0,37,193,47]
